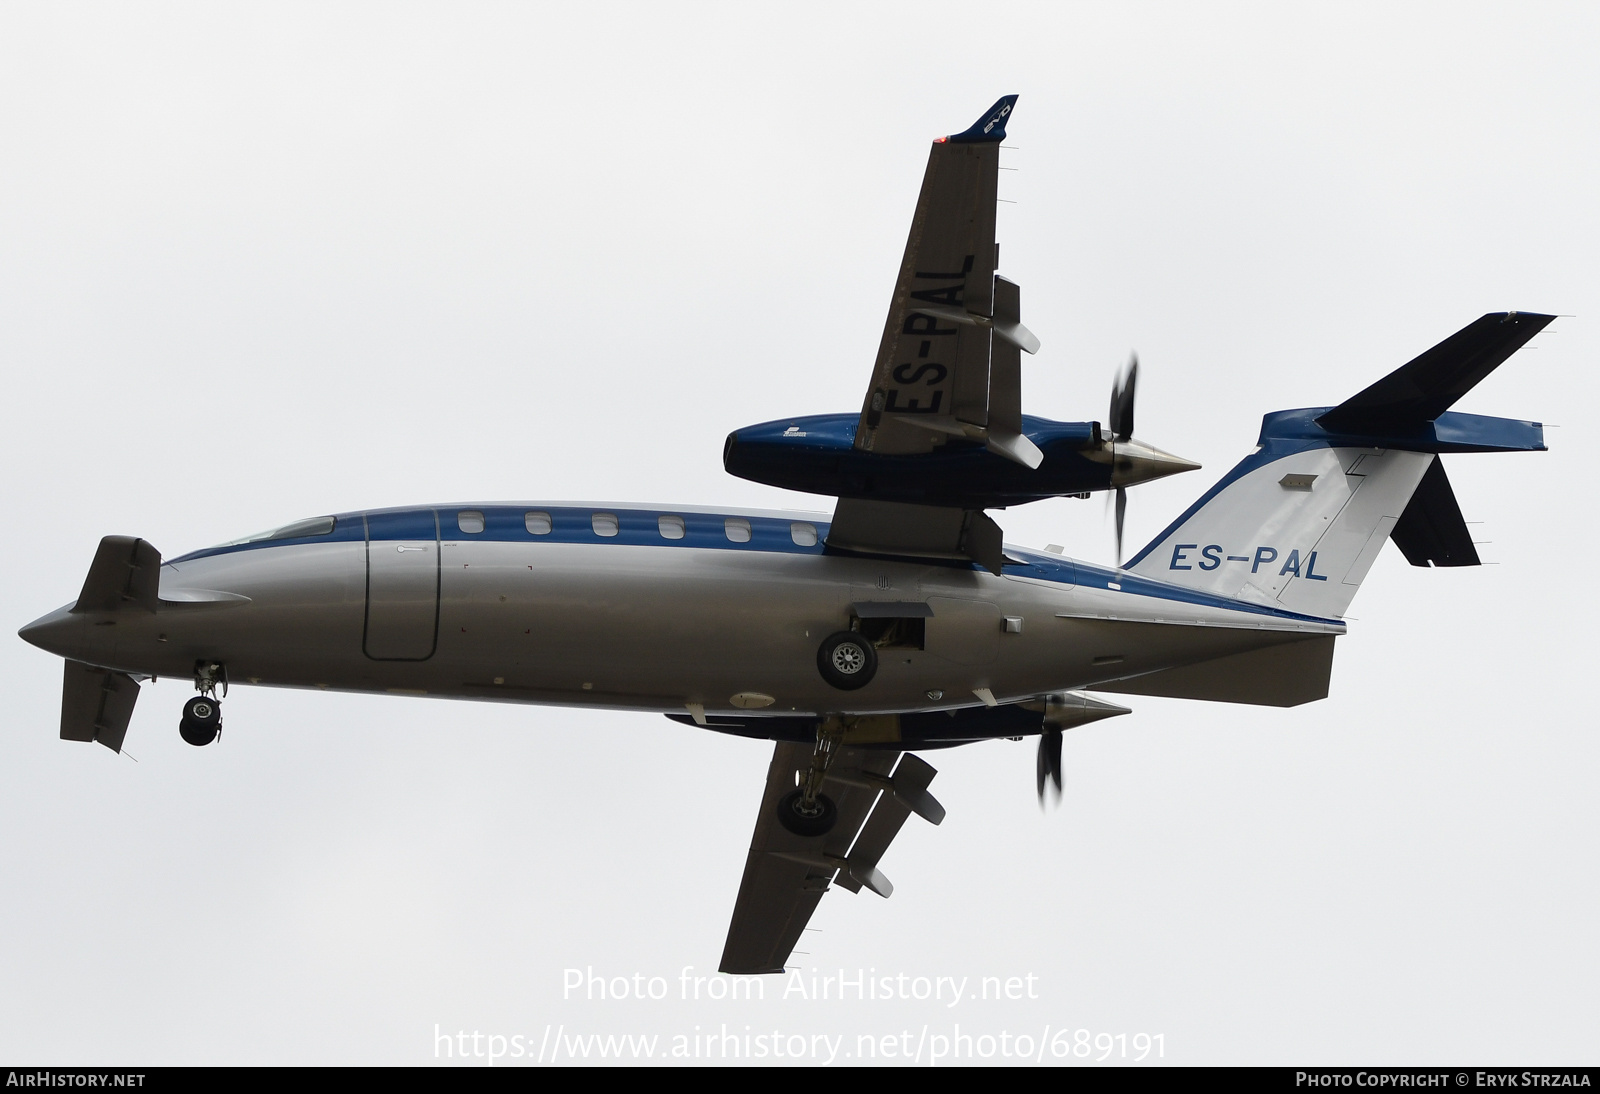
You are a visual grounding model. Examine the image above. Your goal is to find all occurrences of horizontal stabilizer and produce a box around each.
[1390,457,1480,567]
[1316,312,1553,433]
[74,536,161,614]
[61,660,140,752]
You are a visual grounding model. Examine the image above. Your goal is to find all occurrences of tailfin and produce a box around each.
[1125,312,1550,618]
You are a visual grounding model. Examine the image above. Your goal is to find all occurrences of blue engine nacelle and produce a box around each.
[723,413,1115,510]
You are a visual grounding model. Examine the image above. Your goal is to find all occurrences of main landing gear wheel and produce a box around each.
[179,695,221,747]
[776,788,838,837]
[816,631,877,691]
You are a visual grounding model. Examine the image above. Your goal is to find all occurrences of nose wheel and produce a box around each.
[180,661,226,746]
[179,696,222,746]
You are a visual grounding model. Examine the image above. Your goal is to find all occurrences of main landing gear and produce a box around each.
[816,631,877,691]
[180,661,226,747]
[776,719,844,837]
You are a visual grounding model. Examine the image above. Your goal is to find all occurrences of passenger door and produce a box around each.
[364,510,440,660]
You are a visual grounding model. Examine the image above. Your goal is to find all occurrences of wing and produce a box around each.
[834,98,1040,573]
[826,498,1006,575]
[855,96,1039,464]
[719,743,943,975]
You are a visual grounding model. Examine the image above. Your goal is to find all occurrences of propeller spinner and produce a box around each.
[1099,353,1200,566]
[1031,692,1134,807]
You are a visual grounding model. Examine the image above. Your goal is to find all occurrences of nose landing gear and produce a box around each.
[180,696,221,746]
[180,661,226,746]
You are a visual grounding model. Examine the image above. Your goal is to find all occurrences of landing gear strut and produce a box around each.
[776,719,844,837]
[180,661,226,746]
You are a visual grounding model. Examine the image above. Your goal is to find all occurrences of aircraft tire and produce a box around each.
[776,789,837,837]
[180,696,221,746]
[179,718,219,746]
[816,631,876,691]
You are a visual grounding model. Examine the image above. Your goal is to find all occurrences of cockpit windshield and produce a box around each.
[216,516,336,548]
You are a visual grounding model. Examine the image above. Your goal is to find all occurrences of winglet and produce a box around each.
[944,95,1018,144]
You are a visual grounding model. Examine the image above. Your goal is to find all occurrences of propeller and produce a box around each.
[1035,728,1063,805]
[1107,353,1139,565]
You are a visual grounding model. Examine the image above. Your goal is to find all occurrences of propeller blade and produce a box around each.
[1108,353,1139,440]
[1114,486,1127,567]
[1107,353,1138,565]
[1036,729,1063,804]
[1036,735,1047,800]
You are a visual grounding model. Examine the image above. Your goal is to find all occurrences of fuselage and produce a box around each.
[22,502,1345,735]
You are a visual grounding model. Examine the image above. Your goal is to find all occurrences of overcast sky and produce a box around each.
[2,1,1596,1066]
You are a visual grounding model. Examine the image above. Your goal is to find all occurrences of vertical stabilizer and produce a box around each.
[1126,445,1433,618]
[1126,312,1549,619]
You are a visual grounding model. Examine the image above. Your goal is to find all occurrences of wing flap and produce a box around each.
[841,753,940,876]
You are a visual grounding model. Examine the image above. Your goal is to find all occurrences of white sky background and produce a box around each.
[1,1,1596,1066]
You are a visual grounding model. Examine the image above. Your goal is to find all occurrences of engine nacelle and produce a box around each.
[724,413,1113,510]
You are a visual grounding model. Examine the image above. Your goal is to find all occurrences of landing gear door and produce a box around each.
[923,597,1000,666]
[364,510,440,661]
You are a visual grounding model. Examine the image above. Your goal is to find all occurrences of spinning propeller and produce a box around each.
[1031,693,1134,806]
[1107,354,1139,566]
[1035,728,1063,804]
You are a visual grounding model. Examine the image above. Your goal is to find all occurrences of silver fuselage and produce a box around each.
[22,503,1344,727]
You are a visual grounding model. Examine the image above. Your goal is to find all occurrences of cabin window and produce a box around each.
[724,518,752,543]
[525,511,552,535]
[790,522,818,547]
[592,513,619,537]
[457,510,485,534]
[268,516,336,540]
[658,515,685,540]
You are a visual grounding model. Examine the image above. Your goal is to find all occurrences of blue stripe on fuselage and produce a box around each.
[166,503,1342,628]
[166,505,831,565]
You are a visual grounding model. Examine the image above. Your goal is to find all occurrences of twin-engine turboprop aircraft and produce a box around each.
[19,98,1551,975]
